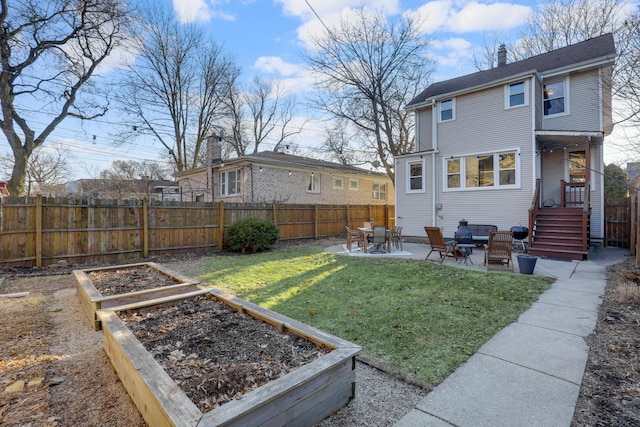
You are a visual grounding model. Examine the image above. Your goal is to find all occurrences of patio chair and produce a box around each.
[484,230,514,269]
[368,225,387,253]
[345,226,366,252]
[389,226,403,251]
[424,226,458,263]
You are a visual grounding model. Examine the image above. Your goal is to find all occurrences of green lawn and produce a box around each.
[197,245,551,387]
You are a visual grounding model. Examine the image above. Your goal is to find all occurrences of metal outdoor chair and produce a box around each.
[345,226,366,253]
[424,226,458,263]
[369,225,387,253]
[484,230,514,270]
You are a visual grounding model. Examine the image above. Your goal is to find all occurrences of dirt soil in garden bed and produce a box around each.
[120,293,330,412]
[2,239,639,426]
[87,265,181,296]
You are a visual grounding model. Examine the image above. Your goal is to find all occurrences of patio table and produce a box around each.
[358,227,392,253]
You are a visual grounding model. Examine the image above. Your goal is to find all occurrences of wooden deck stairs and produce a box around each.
[528,207,589,260]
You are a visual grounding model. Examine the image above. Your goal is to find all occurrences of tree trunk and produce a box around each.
[8,149,28,197]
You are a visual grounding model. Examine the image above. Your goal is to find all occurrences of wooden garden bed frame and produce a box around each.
[74,262,200,330]
[97,288,361,427]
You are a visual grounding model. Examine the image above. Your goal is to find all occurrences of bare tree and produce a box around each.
[98,159,171,199]
[223,76,305,156]
[117,5,238,172]
[0,0,130,196]
[303,8,435,182]
[0,148,71,196]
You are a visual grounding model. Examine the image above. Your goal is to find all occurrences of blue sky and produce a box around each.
[1,0,633,181]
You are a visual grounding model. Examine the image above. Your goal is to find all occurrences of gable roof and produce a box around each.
[176,151,389,179]
[407,33,616,108]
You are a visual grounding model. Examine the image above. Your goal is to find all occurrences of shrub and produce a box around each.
[226,218,280,253]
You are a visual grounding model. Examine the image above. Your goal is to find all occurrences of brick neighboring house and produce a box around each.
[175,151,394,205]
[65,178,179,201]
[396,34,616,260]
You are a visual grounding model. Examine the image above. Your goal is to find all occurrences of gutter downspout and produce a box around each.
[432,99,438,227]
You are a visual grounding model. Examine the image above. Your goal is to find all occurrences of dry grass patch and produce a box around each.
[0,294,54,426]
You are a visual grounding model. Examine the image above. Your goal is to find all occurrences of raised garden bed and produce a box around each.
[74,262,199,330]
[97,288,361,426]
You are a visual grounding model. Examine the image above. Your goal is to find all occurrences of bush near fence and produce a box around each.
[0,196,394,268]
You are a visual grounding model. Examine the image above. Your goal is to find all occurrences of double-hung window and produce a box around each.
[372,183,387,200]
[543,79,567,116]
[307,173,320,193]
[349,178,359,191]
[221,169,242,196]
[444,151,519,191]
[407,160,425,192]
[506,81,527,108]
[439,99,454,122]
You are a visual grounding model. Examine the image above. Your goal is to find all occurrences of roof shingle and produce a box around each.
[407,33,615,107]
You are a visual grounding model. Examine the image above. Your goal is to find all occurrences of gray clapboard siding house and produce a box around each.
[396,34,616,260]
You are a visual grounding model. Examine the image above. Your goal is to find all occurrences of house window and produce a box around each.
[221,169,242,196]
[506,82,526,108]
[307,173,320,193]
[407,161,424,192]
[333,176,344,189]
[465,154,494,187]
[499,152,517,185]
[439,99,454,122]
[543,80,566,116]
[349,178,359,191]
[444,150,519,191]
[446,158,461,188]
[568,151,586,183]
[372,183,387,200]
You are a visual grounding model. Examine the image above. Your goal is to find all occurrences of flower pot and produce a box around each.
[517,255,537,274]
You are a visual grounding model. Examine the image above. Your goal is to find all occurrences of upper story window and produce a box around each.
[349,178,359,191]
[439,99,455,122]
[444,150,519,191]
[221,169,242,196]
[407,160,425,192]
[506,81,527,108]
[332,176,344,189]
[543,79,567,116]
[372,183,387,200]
[307,173,320,193]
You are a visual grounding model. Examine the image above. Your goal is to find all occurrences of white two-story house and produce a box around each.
[396,34,616,260]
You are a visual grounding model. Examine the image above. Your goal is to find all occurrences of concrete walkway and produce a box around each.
[325,242,630,426]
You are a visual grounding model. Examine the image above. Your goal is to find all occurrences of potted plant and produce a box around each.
[517,253,537,274]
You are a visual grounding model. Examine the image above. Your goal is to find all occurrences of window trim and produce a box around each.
[348,178,359,191]
[372,182,387,201]
[443,149,520,192]
[543,77,570,118]
[438,98,455,122]
[220,169,242,197]
[332,175,344,189]
[504,80,529,109]
[406,159,426,193]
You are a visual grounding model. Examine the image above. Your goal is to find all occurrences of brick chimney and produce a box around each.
[207,131,223,165]
[497,44,507,67]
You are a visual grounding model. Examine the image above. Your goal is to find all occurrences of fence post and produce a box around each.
[346,204,350,229]
[272,201,277,225]
[142,198,149,258]
[35,195,42,267]
[218,201,224,250]
[314,204,318,239]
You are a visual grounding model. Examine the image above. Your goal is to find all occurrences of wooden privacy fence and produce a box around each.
[0,196,394,268]
[605,198,631,248]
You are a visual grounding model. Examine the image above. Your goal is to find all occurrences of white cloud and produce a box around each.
[254,56,302,76]
[276,0,399,19]
[407,1,531,35]
[172,0,212,23]
[448,2,530,32]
